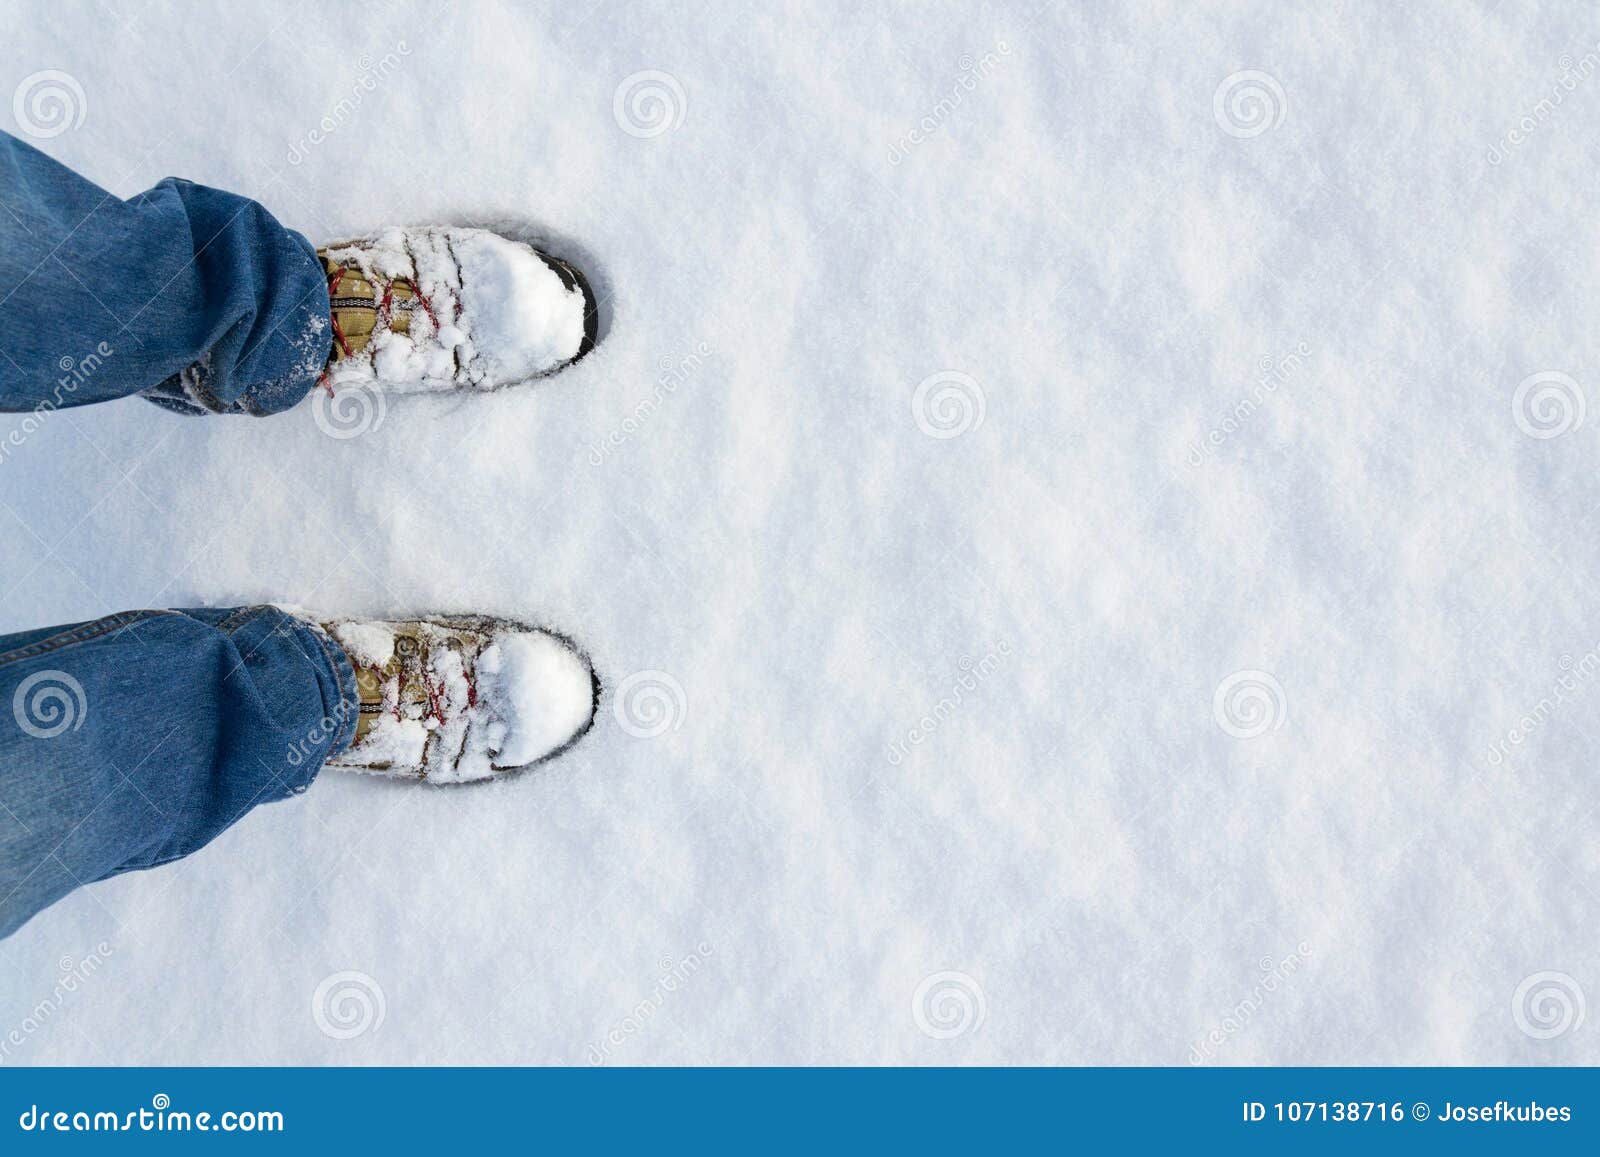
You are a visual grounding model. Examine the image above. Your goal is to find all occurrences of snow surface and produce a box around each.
[3,0,1600,1065]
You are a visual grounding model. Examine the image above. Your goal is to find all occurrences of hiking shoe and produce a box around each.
[318,614,598,783]
[317,227,598,395]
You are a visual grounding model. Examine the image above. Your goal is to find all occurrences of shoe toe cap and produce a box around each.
[537,253,599,362]
[483,629,598,769]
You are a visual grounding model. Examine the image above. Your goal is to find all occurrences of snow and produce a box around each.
[477,631,596,769]
[322,617,394,669]
[455,231,588,380]
[3,0,1599,1065]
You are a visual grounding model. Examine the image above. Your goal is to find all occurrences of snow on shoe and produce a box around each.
[320,614,598,783]
[318,227,597,395]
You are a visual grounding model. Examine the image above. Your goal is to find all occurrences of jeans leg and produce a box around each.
[0,605,358,939]
[0,130,331,416]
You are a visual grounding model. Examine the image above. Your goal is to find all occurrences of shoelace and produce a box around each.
[357,640,479,728]
[318,263,442,393]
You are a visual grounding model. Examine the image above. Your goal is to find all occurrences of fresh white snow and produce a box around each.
[456,231,588,380]
[321,617,395,669]
[478,630,595,769]
[2,0,1598,1065]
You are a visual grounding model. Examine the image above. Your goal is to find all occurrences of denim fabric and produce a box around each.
[0,606,358,938]
[0,129,330,415]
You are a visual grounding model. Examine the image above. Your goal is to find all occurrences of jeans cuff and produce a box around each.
[260,608,360,786]
[141,234,333,418]
[304,615,360,758]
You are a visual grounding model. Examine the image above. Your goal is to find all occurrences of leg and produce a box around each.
[0,606,357,939]
[0,130,331,416]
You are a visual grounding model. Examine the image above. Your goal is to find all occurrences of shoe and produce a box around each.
[317,227,598,395]
[317,614,599,783]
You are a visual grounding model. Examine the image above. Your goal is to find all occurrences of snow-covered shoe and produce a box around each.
[317,227,598,395]
[320,615,598,784]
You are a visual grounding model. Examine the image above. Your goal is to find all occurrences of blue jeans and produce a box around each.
[0,129,331,415]
[0,609,358,939]
[0,134,357,938]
